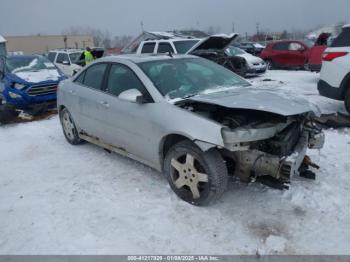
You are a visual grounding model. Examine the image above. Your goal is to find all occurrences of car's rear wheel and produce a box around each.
[345,88,350,114]
[164,141,228,206]
[59,108,83,145]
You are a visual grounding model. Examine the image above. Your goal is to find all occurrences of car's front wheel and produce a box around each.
[164,141,228,206]
[59,108,83,145]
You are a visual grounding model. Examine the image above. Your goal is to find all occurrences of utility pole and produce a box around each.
[140,21,144,32]
[232,22,235,33]
[256,23,260,36]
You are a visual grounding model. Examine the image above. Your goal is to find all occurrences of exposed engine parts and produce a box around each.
[178,100,325,190]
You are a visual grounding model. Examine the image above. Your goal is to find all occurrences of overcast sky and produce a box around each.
[0,0,349,37]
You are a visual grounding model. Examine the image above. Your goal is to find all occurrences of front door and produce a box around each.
[97,63,159,164]
[71,63,109,139]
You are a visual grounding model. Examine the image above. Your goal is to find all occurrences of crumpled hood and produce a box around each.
[186,87,314,116]
[14,69,61,83]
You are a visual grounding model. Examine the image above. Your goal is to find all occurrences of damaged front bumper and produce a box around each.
[222,122,325,188]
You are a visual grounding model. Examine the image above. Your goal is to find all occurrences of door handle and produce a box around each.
[99,101,110,108]
[69,90,76,96]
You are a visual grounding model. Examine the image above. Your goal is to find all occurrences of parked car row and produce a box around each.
[47,47,105,76]
[123,31,266,77]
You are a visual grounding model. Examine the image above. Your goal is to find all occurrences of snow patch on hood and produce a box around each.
[15,69,61,83]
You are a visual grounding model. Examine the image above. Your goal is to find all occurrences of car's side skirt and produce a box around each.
[79,133,161,172]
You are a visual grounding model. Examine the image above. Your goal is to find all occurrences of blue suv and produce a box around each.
[0,55,66,114]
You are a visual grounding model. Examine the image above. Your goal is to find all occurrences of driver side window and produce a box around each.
[56,53,69,64]
[106,64,151,100]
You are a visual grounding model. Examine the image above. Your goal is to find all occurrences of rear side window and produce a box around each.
[141,43,156,54]
[56,53,69,64]
[272,42,289,51]
[289,42,304,51]
[83,63,108,90]
[331,28,350,47]
[74,72,85,84]
[157,43,174,54]
[48,52,57,62]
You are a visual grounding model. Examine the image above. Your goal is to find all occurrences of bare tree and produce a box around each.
[62,26,111,48]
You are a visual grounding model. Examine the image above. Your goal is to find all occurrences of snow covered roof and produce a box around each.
[0,35,6,43]
[343,24,350,28]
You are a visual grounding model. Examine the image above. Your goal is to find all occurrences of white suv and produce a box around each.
[48,49,83,77]
[318,25,350,113]
[134,39,201,55]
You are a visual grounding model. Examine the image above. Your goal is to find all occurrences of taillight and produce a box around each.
[322,52,348,61]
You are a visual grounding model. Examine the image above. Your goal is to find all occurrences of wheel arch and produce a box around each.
[340,72,350,99]
[158,133,219,171]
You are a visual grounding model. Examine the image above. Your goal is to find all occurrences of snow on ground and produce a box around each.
[0,70,349,255]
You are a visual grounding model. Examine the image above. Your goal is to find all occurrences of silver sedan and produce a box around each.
[58,54,324,206]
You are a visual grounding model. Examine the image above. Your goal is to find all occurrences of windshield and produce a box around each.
[139,57,250,100]
[225,46,246,56]
[69,52,83,63]
[6,56,56,73]
[173,40,200,54]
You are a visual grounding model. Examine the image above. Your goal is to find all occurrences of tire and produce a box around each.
[345,89,350,114]
[163,140,228,206]
[59,108,83,145]
[265,60,273,70]
[0,104,19,124]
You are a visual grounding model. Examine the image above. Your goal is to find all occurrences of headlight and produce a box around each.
[8,91,22,99]
[13,83,26,90]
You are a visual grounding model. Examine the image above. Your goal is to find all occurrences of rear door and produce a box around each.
[156,42,175,54]
[140,42,156,54]
[287,42,308,67]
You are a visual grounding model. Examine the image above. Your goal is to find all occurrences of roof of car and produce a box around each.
[98,54,198,64]
[7,54,40,59]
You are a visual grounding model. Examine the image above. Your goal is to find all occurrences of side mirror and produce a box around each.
[118,89,144,103]
[62,61,70,65]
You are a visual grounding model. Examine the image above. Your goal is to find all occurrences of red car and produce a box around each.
[307,33,332,72]
[260,40,309,69]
